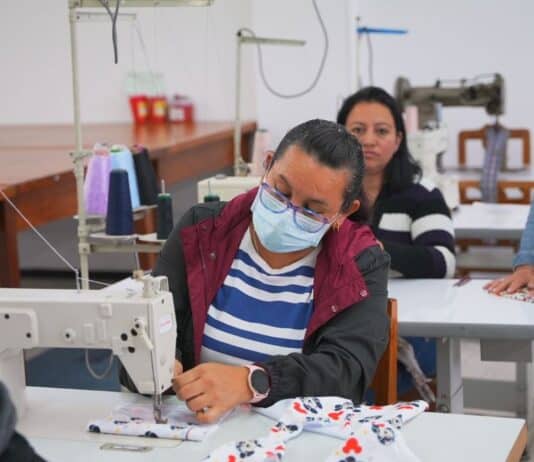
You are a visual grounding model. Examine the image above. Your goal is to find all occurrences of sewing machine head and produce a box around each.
[0,275,176,422]
[395,73,505,128]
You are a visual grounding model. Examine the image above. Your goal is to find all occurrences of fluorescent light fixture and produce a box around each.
[70,0,213,7]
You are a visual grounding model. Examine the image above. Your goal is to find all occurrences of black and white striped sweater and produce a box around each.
[370,178,455,278]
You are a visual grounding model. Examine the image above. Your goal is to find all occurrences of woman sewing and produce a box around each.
[133,119,390,423]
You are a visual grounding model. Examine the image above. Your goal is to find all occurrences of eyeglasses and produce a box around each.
[259,182,339,233]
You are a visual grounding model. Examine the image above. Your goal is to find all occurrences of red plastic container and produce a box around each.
[149,95,168,123]
[169,95,194,123]
[129,95,149,124]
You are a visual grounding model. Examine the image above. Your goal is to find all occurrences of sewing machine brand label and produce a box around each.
[159,315,173,334]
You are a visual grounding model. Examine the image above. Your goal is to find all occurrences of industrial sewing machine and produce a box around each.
[0,275,176,423]
[395,73,505,209]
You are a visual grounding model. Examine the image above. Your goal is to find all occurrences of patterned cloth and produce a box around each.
[480,125,509,203]
[495,288,534,304]
[203,397,428,462]
[87,401,226,441]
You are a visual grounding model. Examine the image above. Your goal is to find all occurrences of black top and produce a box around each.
[370,179,456,278]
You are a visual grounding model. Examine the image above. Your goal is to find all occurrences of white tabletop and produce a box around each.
[389,279,534,339]
[20,387,526,462]
[452,202,529,239]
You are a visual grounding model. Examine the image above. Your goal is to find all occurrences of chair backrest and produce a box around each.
[370,298,398,405]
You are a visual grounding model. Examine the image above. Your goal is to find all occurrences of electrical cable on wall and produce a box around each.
[240,0,329,99]
[98,0,121,64]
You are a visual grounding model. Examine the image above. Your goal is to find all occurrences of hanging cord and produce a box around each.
[85,349,115,380]
[365,30,374,85]
[240,0,328,99]
[0,188,111,290]
[98,0,121,64]
[1,187,120,381]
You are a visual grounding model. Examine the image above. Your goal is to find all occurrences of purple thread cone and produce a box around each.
[84,154,111,216]
[106,169,134,236]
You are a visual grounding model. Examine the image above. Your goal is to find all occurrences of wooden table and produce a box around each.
[0,121,256,287]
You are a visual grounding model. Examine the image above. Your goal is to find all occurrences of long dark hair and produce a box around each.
[270,119,369,222]
[337,86,421,194]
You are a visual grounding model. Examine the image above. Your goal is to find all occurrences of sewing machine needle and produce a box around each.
[153,393,167,424]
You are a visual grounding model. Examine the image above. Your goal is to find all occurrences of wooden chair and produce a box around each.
[459,179,534,205]
[458,126,530,170]
[370,298,398,405]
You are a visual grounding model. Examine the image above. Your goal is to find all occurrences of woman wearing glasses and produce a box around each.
[126,119,389,423]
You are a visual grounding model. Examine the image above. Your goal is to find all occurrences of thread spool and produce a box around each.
[106,169,134,236]
[249,128,272,176]
[110,145,141,209]
[157,180,174,240]
[132,145,159,205]
[84,145,111,215]
[203,179,220,202]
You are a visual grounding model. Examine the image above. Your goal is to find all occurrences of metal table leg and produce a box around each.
[436,337,464,413]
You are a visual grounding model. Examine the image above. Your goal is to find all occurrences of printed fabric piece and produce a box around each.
[203,397,428,461]
[480,125,509,203]
[496,288,534,304]
[87,401,227,441]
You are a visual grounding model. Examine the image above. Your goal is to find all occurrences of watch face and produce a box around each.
[251,369,270,394]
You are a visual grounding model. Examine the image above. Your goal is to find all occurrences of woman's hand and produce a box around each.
[484,265,534,295]
[173,359,183,377]
[172,363,252,423]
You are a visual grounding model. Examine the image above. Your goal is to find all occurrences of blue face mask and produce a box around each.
[250,191,331,253]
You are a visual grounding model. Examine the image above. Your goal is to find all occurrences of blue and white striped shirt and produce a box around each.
[200,229,320,366]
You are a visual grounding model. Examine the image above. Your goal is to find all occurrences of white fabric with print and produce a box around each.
[203,397,427,461]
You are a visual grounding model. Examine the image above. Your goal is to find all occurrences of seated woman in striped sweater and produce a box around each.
[337,87,456,401]
[124,120,390,423]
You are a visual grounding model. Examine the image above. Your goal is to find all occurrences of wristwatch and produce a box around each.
[244,364,270,403]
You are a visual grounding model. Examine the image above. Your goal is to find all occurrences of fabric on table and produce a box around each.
[495,288,534,304]
[203,397,427,461]
[87,401,227,441]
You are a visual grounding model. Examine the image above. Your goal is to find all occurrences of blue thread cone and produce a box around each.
[132,145,159,205]
[110,145,141,209]
[156,192,174,240]
[106,169,134,236]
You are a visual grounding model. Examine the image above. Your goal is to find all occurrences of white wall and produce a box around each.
[355,0,534,168]
[251,0,357,148]
[251,0,534,168]
[0,0,255,124]
[2,0,533,167]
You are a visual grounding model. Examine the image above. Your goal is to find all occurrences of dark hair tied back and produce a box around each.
[271,119,369,222]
